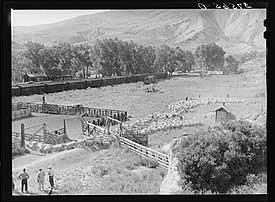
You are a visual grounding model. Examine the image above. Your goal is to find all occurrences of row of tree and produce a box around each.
[12,38,241,82]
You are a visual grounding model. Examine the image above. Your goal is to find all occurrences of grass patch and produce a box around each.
[140,158,159,168]
[101,168,165,193]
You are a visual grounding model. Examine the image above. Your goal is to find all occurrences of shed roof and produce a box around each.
[215,106,234,115]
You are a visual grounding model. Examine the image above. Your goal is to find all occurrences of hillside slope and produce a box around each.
[13,9,266,54]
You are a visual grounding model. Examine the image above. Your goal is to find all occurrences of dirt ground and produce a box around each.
[12,56,266,194]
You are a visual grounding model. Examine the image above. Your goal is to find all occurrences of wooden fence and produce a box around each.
[12,122,69,149]
[82,121,106,137]
[13,102,128,120]
[80,116,169,168]
[119,136,169,168]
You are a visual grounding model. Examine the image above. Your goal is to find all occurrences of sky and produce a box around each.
[11,9,109,27]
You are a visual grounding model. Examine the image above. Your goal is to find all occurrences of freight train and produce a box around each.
[12,73,168,97]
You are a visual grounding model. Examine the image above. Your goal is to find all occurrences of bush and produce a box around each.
[176,120,266,194]
[92,162,111,177]
[12,147,30,157]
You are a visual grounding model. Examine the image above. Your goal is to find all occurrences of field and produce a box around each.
[12,56,266,194]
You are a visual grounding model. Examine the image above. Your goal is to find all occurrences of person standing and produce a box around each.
[18,168,29,193]
[37,168,45,191]
[48,166,54,189]
[12,173,15,190]
[42,95,47,105]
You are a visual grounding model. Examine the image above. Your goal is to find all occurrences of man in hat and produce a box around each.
[48,166,54,189]
[37,168,45,191]
[18,168,29,193]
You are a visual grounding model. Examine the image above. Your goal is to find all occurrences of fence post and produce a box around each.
[63,119,67,135]
[43,123,47,143]
[21,123,25,148]
[119,122,123,137]
[107,119,110,135]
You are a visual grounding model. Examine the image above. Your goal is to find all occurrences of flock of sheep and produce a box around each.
[122,97,247,135]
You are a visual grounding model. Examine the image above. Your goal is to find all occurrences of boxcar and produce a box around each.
[144,75,157,85]
[136,74,146,82]
[131,75,140,82]
[86,78,103,88]
[67,80,87,90]
[18,83,46,96]
[101,77,117,86]
[114,76,127,84]
[12,86,21,96]
[124,75,134,83]
[45,82,68,93]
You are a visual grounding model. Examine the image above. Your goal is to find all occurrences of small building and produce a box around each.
[144,75,156,85]
[215,105,236,122]
[23,73,48,82]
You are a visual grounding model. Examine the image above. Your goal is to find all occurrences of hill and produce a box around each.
[12,9,266,54]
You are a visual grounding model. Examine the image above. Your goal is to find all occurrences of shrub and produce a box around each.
[12,147,30,157]
[176,120,266,194]
[92,162,111,177]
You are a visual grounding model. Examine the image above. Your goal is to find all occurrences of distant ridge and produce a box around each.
[13,9,266,54]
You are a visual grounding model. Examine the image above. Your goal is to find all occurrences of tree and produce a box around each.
[12,50,33,82]
[224,55,240,73]
[154,45,177,73]
[23,41,47,73]
[72,44,94,78]
[174,48,194,72]
[195,43,225,71]
[177,121,266,194]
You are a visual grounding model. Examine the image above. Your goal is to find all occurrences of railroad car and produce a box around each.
[101,77,117,86]
[45,82,68,93]
[67,80,87,90]
[12,86,20,97]
[135,74,147,82]
[86,78,103,88]
[125,75,135,83]
[17,83,46,96]
[144,75,157,85]
[114,76,127,85]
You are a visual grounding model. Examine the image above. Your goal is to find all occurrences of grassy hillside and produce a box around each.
[12,9,266,54]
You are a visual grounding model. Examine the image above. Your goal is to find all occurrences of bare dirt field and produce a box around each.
[12,56,266,194]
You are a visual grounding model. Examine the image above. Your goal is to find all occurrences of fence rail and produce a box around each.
[13,102,128,120]
[80,117,169,168]
[119,136,169,168]
[82,121,105,136]
[50,127,65,135]
[24,133,45,142]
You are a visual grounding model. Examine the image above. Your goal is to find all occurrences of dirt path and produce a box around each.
[13,148,81,172]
